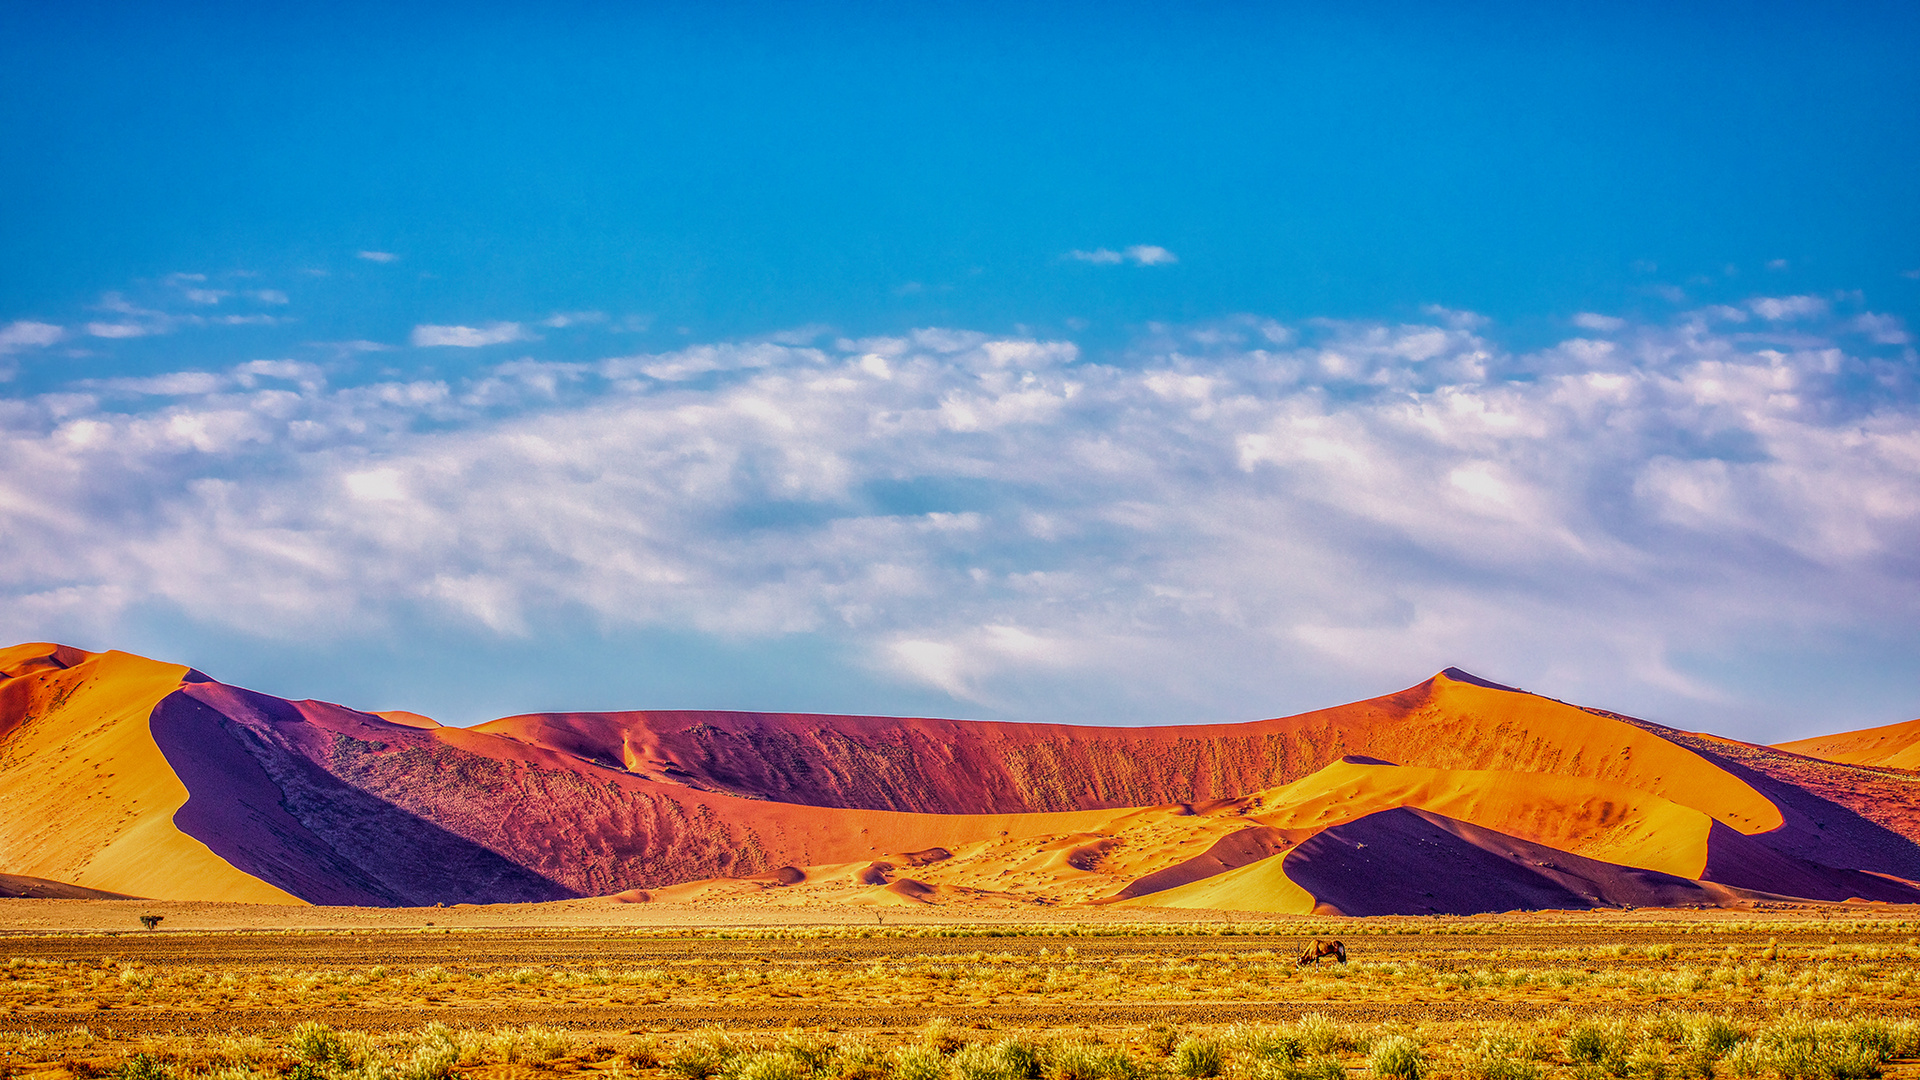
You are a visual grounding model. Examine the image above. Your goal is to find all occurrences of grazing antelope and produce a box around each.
[1297,938,1347,966]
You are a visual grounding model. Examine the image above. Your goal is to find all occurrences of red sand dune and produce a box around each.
[3,640,1919,914]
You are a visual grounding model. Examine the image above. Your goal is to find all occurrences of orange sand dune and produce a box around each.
[5,640,1917,913]
[0,644,298,903]
[1776,718,1920,771]
[0,872,138,900]
[480,670,1782,835]
[1139,807,1748,916]
[565,744,1920,915]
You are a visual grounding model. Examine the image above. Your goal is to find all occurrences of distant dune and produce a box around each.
[1777,718,1920,771]
[3,641,1918,915]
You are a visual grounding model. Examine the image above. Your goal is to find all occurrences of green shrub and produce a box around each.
[1724,1019,1887,1080]
[673,1031,743,1080]
[728,1051,814,1080]
[1471,1060,1543,1080]
[892,1044,947,1080]
[1246,1057,1346,1080]
[1682,1016,1745,1060]
[118,1055,173,1080]
[395,1033,460,1080]
[1567,1020,1630,1071]
[521,1027,574,1065]
[1046,1042,1141,1080]
[1231,1025,1306,1065]
[291,1023,351,1067]
[780,1034,839,1075]
[922,1019,966,1056]
[955,1040,1044,1080]
[1172,1038,1224,1079]
[1298,1016,1358,1056]
[1368,1037,1424,1080]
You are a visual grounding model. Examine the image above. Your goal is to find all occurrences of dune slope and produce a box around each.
[1776,719,1920,772]
[0,644,298,903]
[481,670,1781,835]
[5,639,1919,913]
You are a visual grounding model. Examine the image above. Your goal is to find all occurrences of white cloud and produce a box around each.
[87,372,228,396]
[410,322,529,347]
[1067,245,1179,266]
[1123,244,1177,265]
[1572,313,1625,332]
[358,251,399,263]
[1849,313,1911,345]
[1749,294,1829,321]
[86,322,152,339]
[2,307,1917,735]
[0,321,64,353]
[541,311,605,328]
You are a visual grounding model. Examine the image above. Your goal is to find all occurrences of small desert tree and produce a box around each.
[138,914,163,930]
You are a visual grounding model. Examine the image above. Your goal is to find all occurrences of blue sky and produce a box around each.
[2,2,1917,739]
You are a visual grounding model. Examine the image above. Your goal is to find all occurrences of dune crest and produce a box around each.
[0,644,300,903]
[1776,718,1920,771]
[4,641,1918,915]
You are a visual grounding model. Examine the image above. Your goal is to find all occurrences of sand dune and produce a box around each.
[475,671,1781,837]
[0,644,299,903]
[1777,718,1920,771]
[4,640,1918,915]
[0,872,139,900]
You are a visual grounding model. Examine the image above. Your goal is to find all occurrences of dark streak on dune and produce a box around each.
[153,686,575,906]
[477,675,1727,819]
[1621,720,1920,883]
[1281,808,1733,916]
[13,639,1920,914]
[1698,819,1920,903]
[1103,826,1311,903]
[0,872,138,900]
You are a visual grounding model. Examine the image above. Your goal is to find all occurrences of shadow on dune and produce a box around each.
[1625,721,1920,885]
[151,686,575,906]
[1279,807,1731,916]
[1698,819,1920,903]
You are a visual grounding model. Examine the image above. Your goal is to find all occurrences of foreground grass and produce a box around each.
[7,920,1920,1080]
[5,1011,1920,1080]
[7,938,1920,1014]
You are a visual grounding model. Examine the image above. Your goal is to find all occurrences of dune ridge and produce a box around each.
[0,644,299,904]
[3,640,1918,915]
[1776,718,1920,772]
[480,672,1781,833]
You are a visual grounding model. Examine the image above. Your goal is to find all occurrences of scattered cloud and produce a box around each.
[3,304,1916,733]
[312,339,395,355]
[410,322,529,347]
[1067,244,1178,266]
[357,251,399,263]
[1849,313,1911,345]
[540,311,605,329]
[1767,259,1790,271]
[1749,294,1829,321]
[0,321,64,353]
[85,321,153,339]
